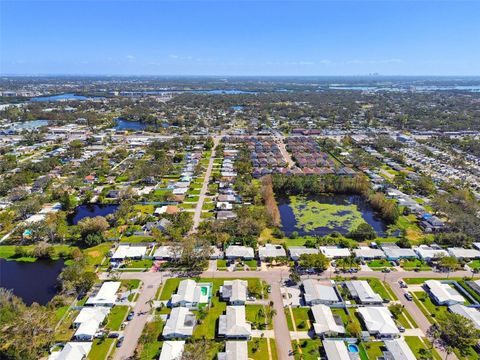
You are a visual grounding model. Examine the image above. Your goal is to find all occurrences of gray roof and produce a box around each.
[221,280,248,303]
[303,279,340,304]
[218,306,251,338]
[383,338,417,360]
[217,341,248,360]
[162,307,196,338]
[345,280,383,303]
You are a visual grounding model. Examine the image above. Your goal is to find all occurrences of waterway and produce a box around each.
[67,204,119,225]
[278,194,387,237]
[0,258,64,305]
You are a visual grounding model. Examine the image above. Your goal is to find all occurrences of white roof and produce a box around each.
[218,341,248,360]
[86,281,121,306]
[112,245,147,259]
[346,280,383,303]
[425,280,464,304]
[155,206,168,215]
[225,245,254,259]
[221,280,248,303]
[48,342,92,360]
[162,307,196,337]
[311,304,345,334]
[384,338,417,360]
[382,247,417,259]
[323,340,350,360]
[447,247,480,259]
[354,246,386,259]
[473,243,480,250]
[303,279,339,304]
[449,304,480,329]
[258,244,286,258]
[288,246,319,260]
[74,307,109,338]
[357,307,400,335]
[171,279,201,305]
[218,305,252,337]
[319,246,351,258]
[159,341,185,360]
[414,246,448,260]
[154,246,182,259]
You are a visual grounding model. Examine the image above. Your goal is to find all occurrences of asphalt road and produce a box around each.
[107,269,475,360]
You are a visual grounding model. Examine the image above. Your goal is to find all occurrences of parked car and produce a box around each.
[267,286,272,293]
[398,326,406,333]
[116,337,124,347]
[127,311,134,321]
[404,292,413,301]
[398,280,407,288]
[382,268,391,273]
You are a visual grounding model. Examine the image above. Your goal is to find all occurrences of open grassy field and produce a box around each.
[285,307,311,331]
[291,339,322,360]
[105,305,129,330]
[87,338,115,360]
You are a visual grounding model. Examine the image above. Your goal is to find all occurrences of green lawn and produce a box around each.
[249,339,277,360]
[400,258,431,271]
[217,259,228,269]
[245,260,258,270]
[292,339,322,360]
[404,337,442,360]
[468,260,480,270]
[246,304,273,329]
[412,292,448,323]
[363,341,385,359]
[120,235,153,243]
[285,307,311,331]
[361,277,398,301]
[367,259,393,269]
[0,244,78,262]
[125,259,154,268]
[105,305,129,330]
[404,277,480,285]
[202,202,215,211]
[87,338,115,360]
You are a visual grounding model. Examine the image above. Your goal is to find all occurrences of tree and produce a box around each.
[429,313,480,357]
[77,216,109,241]
[289,270,301,285]
[347,222,377,241]
[346,320,361,337]
[437,256,460,277]
[388,303,404,319]
[298,253,329,272]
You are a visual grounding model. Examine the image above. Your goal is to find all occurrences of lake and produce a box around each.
[114,118,148,131]
[31,93,104,102]
[67,204,119,225]
[278,194,387,237]
[0,259,64,305]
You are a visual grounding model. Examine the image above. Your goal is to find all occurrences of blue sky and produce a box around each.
[1,1,479,76]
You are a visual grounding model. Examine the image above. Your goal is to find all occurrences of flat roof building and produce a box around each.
[303,279,340,305]
[218,306,252,339]
[162,307,196,339]
[323,340,350,360]
[425,280,465,306]
[357,307,400,338]
[86,281,121,307]
[449,304,480,329]
[414,245,448,261]
[311,304,345,337]
[288,246,320,261]
[48,342,92,360]
[111,245,147,261]
[159,341,185,360]
[220,280,248,305]
[447,247,480,260]
[383,338,417,360]
[320,246,351,259]
[345,280,383,304]
[354,247,386,260]
[225,245,255,260]
[258,244,287,260]
[217,341,248,360]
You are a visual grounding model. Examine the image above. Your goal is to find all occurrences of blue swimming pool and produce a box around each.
[348,344,359,353]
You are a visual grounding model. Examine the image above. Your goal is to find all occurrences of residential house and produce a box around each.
[48,342,92,360]
[159,341,185,360]
[345,281,383,304]
[288,246,320,261]
[73,307,110,341]
[322,340,350,360]
[225,245,255,260]
[111,245,147,262]
[162,307,196,339]
[381,244,417,261]
[303,279,340,305]
[414,245,448,261]
[258,244,286,260]
[218,306,252,339]
[424,280,464,306]
[383,338,417,360]
[86,282,121,307]
[170,279,212,308]
[311,304,345,337]
[354,247,386,260]
[319,246,351,259]
[357,307,400,338]
[220,280,248,305]
[449,304,480,329]
[217,341,248,360]
[447,247,480,260]
[154,246,182,261]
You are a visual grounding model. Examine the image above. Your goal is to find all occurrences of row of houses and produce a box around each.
[49,281,123,360]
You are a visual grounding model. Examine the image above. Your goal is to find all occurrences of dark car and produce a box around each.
[404,292,413,301]
[127,311,134,321]
[108,332,120,338]
[116,337,124,347]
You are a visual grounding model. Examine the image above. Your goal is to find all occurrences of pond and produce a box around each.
[277,194,387,237]
[67,204,119,225]
[0,259,64,305]
[114,118,148,131]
